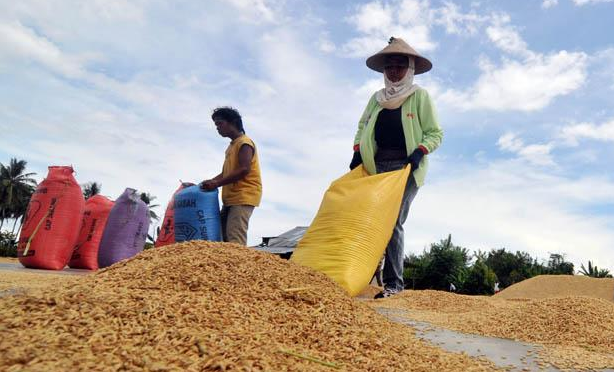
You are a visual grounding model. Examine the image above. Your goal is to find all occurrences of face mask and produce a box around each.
[384,68,415,97]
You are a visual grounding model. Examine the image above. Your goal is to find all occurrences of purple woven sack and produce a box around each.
[98,188,149,268]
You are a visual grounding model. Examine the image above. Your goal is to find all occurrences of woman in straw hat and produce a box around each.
[350,37,443,299]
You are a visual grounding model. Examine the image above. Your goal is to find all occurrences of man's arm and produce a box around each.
[201,173,222,190]
[201,144,254,190]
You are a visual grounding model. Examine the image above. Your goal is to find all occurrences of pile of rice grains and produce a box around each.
[0,241,496,371]
[495,274,614,301]
[371,282,614,370]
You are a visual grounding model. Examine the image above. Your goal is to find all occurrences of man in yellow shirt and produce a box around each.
[201,107,262,245]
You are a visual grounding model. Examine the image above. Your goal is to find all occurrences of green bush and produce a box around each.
[462,260,498,295]
[0,231,18,257]
[403,235,582,296]
[403,235,469,291]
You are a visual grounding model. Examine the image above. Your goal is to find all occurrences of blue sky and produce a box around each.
[1,0,613,271]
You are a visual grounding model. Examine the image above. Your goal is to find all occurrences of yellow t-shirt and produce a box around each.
[221,134,262,207]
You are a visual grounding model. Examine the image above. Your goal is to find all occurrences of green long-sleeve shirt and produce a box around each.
[353,88,443,187]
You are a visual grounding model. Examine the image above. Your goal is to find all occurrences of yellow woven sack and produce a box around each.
[291,165,410,296]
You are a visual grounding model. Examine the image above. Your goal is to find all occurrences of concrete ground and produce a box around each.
[376,307,557,371]
[376,307,614,372]
[0,261,90,297]
[0,261,91,275]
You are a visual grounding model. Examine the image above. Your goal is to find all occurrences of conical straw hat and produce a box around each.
[366,37,432,74]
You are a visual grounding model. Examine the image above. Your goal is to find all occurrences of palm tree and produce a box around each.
[82,182,102,200]
[139,192,160,222]
[10,193,32,235]
[0,158,37,230]
[139,192,160,244]
[579,261,612,278]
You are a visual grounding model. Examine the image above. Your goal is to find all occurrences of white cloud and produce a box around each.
[542,0,559,8]
[410,161,614,271]
[396,0,432,28]
[83,0,145,21]
[343,2,588,112]
[438,12,589,112]
[0,21,89,78]
[222,0,280,23]
[497,133,555,166]
[573,0,614,5]
[0,0,148,45]
[433,1,489,35]
[559,118,614,145]
[355,78,384,101]
[350,1,395,34]
[485,14,533,58]
[441,8,586,112]
[592,48,614,90]
[342,0,437,57]
[497,132,524,152]
[341,36,388,58]
[317,33,336,53]
[439,51,587,111]
[0,20,229,127]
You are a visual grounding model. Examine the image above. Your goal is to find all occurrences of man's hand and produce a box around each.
[200,179,220,191]
[406,148,426,172]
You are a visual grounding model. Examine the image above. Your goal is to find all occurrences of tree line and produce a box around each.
[404,234,612,296]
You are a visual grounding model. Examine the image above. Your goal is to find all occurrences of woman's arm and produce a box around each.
[353,94,377,149]
[417,90,443,154]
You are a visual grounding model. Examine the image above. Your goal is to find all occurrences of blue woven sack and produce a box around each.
[173,185,222,242]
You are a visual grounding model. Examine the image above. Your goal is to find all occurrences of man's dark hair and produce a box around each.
[211,107,245,133]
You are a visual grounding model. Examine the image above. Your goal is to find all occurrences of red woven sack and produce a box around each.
[68,195,114,270]
[18,166,85,270]
[155,183,191,248]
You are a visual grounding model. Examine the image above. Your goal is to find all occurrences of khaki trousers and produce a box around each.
[220,205,255,245]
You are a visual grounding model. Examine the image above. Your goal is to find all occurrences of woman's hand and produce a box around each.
[350,151,363,170]
[406,148,426,172]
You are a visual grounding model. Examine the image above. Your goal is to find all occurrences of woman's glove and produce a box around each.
[406,148,426,172]
[349,151,363,170]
